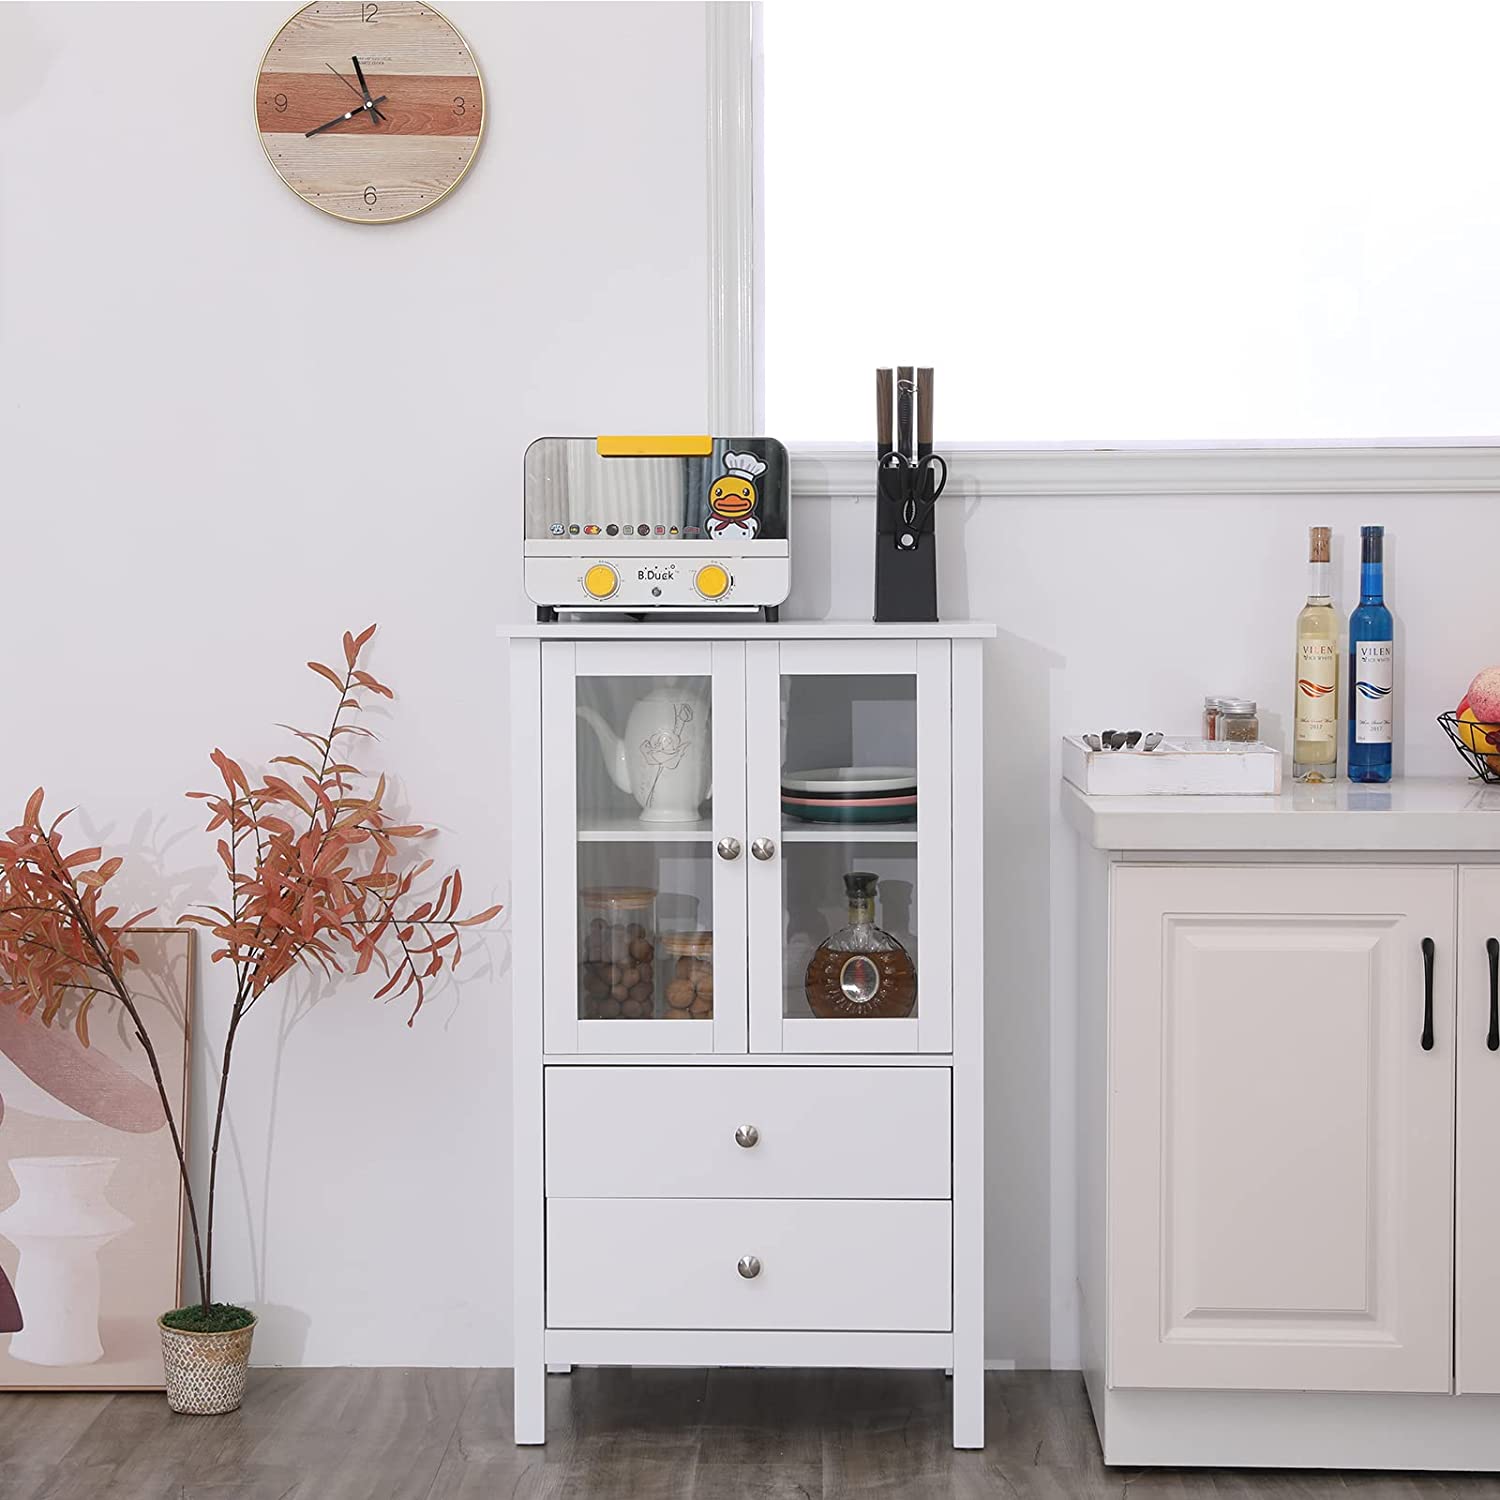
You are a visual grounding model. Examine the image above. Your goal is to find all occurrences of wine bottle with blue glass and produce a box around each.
[1348,524,1394,783]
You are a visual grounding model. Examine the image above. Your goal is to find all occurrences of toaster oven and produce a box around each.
[524,435,790,620]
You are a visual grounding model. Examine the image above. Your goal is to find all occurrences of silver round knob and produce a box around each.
[737,1255,762,1280]
[750,838,776,861]
[715,837,742,861]
[735,1124,759,1149]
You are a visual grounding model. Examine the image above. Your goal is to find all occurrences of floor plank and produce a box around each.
[7,1369,1500,1498]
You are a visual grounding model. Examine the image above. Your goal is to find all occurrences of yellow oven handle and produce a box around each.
[596,435,714,457]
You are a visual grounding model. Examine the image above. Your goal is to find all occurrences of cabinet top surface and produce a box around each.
[1064,777,1500,853]
[500,618,996,640]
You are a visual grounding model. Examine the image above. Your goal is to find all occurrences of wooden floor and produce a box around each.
[3,1368,1500,1498]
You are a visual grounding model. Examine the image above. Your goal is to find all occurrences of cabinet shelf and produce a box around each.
[577,815,714,843]
[780,822,918,843]
[575,818,920,845]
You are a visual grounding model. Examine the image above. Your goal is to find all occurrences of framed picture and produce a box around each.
[0,928,193,1390]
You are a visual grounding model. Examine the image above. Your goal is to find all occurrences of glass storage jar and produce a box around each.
[659,931,714,1019]
[1217,699,1260,743]
[579,886,658,1019]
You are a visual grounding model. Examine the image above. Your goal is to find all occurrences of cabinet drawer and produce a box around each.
[545,1065,950,1199]
[547,1198,952,1331]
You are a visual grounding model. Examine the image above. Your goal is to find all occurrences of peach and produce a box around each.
[1467,667,1500,725]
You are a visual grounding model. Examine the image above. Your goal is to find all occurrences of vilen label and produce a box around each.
[1355,640,1394,744]
[1296,639,1338,742]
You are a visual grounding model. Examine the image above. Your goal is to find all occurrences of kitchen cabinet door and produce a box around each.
[1457,866,1500,1393]
[540,640,748,1054]
[744,639,953,1053]
[1111,865,1456,1394]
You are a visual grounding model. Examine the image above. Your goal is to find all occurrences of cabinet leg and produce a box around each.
[953,1361,984,1450]
[515,1360,546,1444]
[546,1363,572,1375]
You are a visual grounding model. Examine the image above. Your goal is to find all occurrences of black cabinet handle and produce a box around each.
[1421,937,1436,1051]
[1488,938,1499,1052]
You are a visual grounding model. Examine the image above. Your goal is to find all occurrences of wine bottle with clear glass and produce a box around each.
[1347,524,1394,783]
[1293,526,1339,782]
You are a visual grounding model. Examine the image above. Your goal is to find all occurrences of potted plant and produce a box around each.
[0,627,498,1412]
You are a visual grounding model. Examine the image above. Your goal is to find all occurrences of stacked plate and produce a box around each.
[780,766,918,825]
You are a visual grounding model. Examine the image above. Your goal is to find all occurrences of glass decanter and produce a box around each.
[804,871,916,1019]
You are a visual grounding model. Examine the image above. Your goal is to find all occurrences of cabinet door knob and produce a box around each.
[1421,937,1436,1052]
[750,838,776,861]
[715,837,742,861]
[737,1255,762,1279]
[1487,938,1499,1052]
[735,1124,759,1148]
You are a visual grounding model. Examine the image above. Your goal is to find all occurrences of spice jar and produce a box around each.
[1217,699,1260,743]
[1203,696,1230,740]
[579,887,657,1019]
[659,931,713,1020]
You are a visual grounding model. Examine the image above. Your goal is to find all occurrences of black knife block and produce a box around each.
[874,465,938,622]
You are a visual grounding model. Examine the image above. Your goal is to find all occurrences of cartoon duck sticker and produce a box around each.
[705,451,767,541]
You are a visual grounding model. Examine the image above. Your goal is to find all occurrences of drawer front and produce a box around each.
[545,1065,950,1199]
[547,1198,952,1331]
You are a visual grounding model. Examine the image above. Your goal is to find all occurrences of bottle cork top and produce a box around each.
[1308,526,1331,563]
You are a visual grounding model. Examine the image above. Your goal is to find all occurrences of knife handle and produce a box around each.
[916,367,933,460]
[876,368,893,458]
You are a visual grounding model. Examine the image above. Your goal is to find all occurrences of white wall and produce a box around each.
[6,0,1497,1379]
[0,0,709,1366]
[789,485,1500,1368]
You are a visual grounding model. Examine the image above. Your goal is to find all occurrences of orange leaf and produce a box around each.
[343,630,358,668]
[307,661,345,692]
[23,788,43,827]
[210,749,250,795]
[457,904,503,927]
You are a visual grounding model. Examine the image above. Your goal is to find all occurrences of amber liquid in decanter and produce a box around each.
[804,871,916,1019]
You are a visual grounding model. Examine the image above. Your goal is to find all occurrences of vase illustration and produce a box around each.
[576,680,711,823]
[0,1156,132,1365]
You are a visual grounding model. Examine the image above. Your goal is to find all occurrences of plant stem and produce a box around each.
[198,657,359,1307]
[202,991,245,1309]
[40,855,207,1307]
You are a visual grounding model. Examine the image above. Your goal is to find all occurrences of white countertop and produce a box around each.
[501,619,996,640]
[1063,777,1500,853]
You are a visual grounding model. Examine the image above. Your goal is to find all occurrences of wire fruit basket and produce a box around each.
[1438,711,1500,784]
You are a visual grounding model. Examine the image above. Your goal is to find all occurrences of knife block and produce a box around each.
[874,465,938,622]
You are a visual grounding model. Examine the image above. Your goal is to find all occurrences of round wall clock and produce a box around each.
[255,2,483,224]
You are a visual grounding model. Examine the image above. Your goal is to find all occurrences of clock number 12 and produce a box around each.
[361,3,378,20]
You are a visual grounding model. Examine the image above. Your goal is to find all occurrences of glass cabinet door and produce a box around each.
[541,641,747,1054]
[745,639,953,1053]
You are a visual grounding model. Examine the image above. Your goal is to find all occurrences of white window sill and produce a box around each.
[787,441,1500,497]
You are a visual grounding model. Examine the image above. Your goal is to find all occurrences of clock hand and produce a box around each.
[351,56,384,125]
[304,95,387,138]
[325,61,385,122]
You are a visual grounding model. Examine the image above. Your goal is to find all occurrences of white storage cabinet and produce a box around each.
[509,622,992,1448]
[1068,782,1500,1470]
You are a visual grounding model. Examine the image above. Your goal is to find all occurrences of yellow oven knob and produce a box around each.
[695,564,731,600]
[582,563,618,600]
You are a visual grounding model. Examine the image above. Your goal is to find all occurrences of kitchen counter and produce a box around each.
[1063,776,1500,853]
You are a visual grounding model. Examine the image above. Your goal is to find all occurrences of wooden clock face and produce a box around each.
[256,2,483,224]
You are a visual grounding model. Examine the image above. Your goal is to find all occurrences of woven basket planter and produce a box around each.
[158,1314,257,1415]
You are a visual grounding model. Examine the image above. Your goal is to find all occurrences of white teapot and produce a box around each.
[576,680,710,823]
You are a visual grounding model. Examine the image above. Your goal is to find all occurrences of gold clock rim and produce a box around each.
[253,0,486,226]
